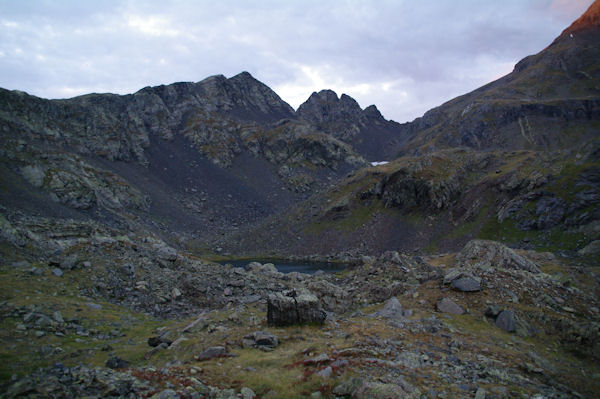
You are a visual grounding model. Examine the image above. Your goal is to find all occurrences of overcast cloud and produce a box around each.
[0,0,593,122]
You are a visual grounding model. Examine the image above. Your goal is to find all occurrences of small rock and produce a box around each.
[316,366,332,378]
[171,288,182,299]
[451,277,481,292]
[475,387,486,399]
[436,298,465,315]
[374,297,403,319]
[12,261,30,268]
[495,310,516,332]
[243,331,279,349]
[52,268,63,277]
[86,302,102,310]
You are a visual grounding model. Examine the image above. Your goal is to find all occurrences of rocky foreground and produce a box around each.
[1,212,599,398]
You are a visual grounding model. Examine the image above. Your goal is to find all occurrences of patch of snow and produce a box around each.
[371,161,389,166]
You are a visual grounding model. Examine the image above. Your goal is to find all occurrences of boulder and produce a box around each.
[436,298,465,315]
[495,310,516,332]
[267,289,326,326]
[374,297,403,319]
[451,277,481,292]
[242,331,279,350]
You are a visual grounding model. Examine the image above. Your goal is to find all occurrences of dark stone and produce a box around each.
[105,356,129,369]
[495,310,516,332]
[451,277,481,292]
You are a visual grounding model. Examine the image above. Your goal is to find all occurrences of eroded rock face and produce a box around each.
[267,289,326,326]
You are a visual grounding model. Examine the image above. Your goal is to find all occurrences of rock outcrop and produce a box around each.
[457,240,540,273]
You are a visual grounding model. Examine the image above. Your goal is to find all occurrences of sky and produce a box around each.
[0,0,593,123]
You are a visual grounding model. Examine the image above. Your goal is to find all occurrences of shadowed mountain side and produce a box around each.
[394,2,600,155]
[209,142,600,257]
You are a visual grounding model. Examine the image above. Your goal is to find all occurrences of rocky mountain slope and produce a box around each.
[216,2,600,259]
[0,71,376,247]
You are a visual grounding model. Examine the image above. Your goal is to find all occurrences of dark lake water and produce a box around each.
[219,259,346,275]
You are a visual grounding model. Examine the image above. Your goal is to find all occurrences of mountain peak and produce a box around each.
[363,104,383,119]
[562,0,600,36]
[308,89,339,103]
[229,71,255,82]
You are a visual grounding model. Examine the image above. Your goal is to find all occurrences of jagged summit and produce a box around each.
[297,89,363,124]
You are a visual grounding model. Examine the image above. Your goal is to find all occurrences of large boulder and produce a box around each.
[267,289,326,326]
[456,240,540,273]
